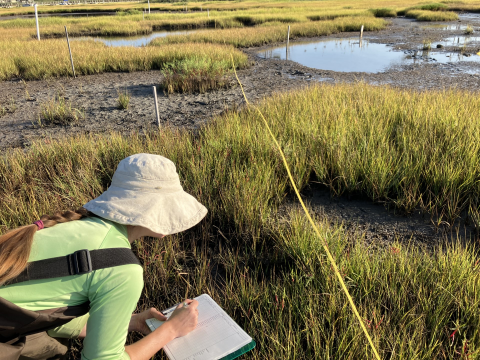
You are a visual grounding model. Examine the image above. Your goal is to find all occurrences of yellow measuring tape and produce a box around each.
[231,56,381,360]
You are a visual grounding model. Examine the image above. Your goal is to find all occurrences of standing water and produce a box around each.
[257,38,480,73]
[73,30,197,47]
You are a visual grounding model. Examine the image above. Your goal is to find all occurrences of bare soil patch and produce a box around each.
[279,183,477,249]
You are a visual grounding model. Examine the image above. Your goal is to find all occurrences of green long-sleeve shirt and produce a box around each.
[0,217,144,360]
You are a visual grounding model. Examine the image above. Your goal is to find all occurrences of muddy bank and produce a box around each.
[0,62,311,149]
[279,184,476,249]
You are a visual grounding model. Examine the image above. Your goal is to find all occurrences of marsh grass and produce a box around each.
[458,40,469,53]
[1,83,480,359]
[423,38,432,49]
[0,7,369,38]
[370,8,398,17]
[414,2,449,11]
[117,88,131,110]
[0,98,17,118]
[465,24,475,34]
[0,15,381,81]
[405,9,459,21]
[161,57,230,94]
[150,16,386,47]
[40,95,84,125]
[0,41,247,81]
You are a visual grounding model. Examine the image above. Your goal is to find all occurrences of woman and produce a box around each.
[0,153,208,360]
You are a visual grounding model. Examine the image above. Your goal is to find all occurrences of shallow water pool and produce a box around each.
[73,30,196,47]
[257,38,480,73]
[422,24,470,31]
[442,36,480,45]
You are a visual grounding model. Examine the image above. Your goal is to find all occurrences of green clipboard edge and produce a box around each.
[218,340,256,360]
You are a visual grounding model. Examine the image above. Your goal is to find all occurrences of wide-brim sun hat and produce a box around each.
[83,153,207,236]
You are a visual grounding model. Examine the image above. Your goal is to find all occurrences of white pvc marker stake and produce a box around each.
[153,86,160,128]
[208,9,209,18]
[64,26,76,78]
[360,25,364,39]
[287,25,290,47]
[34,4,40,40]
[143,10,144,21]
[286,26,291,60]
[148,0,150,14]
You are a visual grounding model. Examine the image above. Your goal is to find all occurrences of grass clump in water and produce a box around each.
[40,95,84,125]
[161,57,230,94]
[369,8,397,17]
[423,39,432,50]
[465,24,474,34]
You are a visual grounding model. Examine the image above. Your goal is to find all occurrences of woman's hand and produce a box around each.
[164,299,199,338]
[125,300,199,360]
[129,308,168,335]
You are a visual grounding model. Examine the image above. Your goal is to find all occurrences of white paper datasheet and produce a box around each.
[150,294,252,360]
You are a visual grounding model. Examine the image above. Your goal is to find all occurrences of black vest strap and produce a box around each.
[7,248,141,285]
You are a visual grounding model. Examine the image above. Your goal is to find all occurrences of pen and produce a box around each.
[162,298,194,315]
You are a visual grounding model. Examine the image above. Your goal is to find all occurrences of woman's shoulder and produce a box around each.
[29,217,129,262]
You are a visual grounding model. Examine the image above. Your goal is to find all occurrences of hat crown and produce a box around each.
[115,154,178,181]
[111,154,182,192]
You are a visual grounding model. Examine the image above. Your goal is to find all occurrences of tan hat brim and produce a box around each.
[83,186,208,236]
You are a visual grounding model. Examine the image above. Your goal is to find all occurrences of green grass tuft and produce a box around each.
[405,9,459,21]
[117,88,131,110]
[369,8,397,17]
[423,38,432,50]
[161,57,231,94]
[40,95,84,125]
[465,24,474,34]
[415,2,449,11]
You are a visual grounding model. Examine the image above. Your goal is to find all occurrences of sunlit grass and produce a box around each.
[1,82,480,359]
[405,9,459,21]
[0,8,371,39]
[39,95,85,126]
[117,88,130,110]
[370,8,398,17]
[0,41,247,81]
[161,57,231,94]
[3,0,479,81]
[2,0,480,17]
[150,16,386,48]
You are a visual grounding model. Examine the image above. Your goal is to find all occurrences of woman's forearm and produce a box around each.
[125,322,176,360]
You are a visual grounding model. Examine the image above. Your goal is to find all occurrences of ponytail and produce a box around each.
[0,208,90,285]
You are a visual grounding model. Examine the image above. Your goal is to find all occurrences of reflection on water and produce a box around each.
[442,36,480,44]
[258,38,480,73]
[73,30,195,47]
[459,13,480,20]
[259,39,408,73]
[422,24,470,31]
